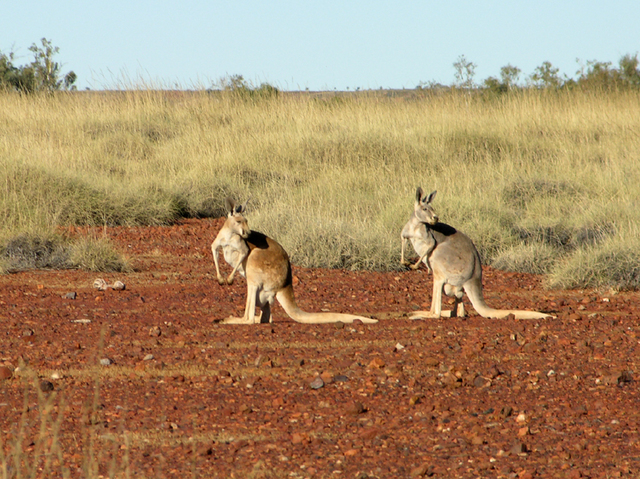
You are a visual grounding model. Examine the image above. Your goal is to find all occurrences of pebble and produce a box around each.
[510,441,528,455]
[143,354,154,361]
[64,292,77,300]
[0,366,13,380]
[500,406,513,419]
[410,463,433,477]
[309,376,324,390]
[149,326,162,337]
[345,401,367,415]
[367,357,385,369]
[100,358,113,366]
[39,380,54,392]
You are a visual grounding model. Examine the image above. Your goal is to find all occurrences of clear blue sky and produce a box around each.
[3,1,639,91]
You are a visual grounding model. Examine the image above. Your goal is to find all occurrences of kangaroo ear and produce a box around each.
[415,187,424,203]
[426,190,437,204]
[239,196,251,214]
[225,197,236,214]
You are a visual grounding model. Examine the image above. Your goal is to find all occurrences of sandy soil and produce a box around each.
[1,218,639,478]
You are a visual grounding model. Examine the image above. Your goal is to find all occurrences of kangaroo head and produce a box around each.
[414,187,439,225]
[224,197,251,239]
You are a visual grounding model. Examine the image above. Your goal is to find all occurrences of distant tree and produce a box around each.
[0,38,76,93]
[572,54,640,91]
[530,61,562,89]
[483,76,506,94]
[483,64,522,94]
[500,64,521,90]
[618,53,640,86]
[453,55,476,89]
[213,74,279,100]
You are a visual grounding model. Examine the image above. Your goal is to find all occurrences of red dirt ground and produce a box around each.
[1,218,639,478]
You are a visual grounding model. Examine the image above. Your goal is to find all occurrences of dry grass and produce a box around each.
[1,89,639,287]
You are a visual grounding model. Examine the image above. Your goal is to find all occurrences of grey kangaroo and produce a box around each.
[403,187,553,320]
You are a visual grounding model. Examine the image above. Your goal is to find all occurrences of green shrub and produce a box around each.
[0,233,130,273]
[68,237,131,273]
[1,233,70,271]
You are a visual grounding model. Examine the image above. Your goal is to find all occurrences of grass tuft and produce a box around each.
[546,236,640,290]
[68,237,132,273]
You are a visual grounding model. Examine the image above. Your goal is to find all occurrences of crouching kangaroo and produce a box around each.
[211,198,377,325]
[404,187,553,320]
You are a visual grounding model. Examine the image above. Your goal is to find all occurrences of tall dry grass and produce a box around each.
[1,89,639,288]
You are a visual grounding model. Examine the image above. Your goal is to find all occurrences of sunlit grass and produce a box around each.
[1,89,639,288]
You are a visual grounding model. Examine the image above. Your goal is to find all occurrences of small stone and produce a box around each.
[309,376,324,390]
[99,358,113,366]
[409,394,425,406]
[500,406,513,418]
[143,354,154,361]
[0,366,13,380]
[510,441,528,455]
[473,375,489,388]
[334,374,349,382]
[149,326,162,337]
[111,281,126,291]
[618,370,633,385]
[39,380,54,392]
[64,292,77,300]
[410,462,433,477]
[517,426,530,437]
[320,371,334,384]
[423,357,440,368]
[470,435,484,445]
[367,357,385,369]
[516,412,526,423]
[345,401,367,415]
[572,405,588,416]
[291,432,308,445]
[394,342,405,351]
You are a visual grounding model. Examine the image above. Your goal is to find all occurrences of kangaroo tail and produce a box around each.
[276,285,377,324]
[464,278,553,319]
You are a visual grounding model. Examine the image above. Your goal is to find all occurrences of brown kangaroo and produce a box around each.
[212,198,377,324]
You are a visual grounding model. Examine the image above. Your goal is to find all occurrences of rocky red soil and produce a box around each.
[1,218,639,478]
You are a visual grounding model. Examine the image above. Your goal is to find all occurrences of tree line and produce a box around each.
[2,38,639,94]
[0,38,76,93]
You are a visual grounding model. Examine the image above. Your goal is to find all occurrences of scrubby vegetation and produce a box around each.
[1,43,639,288]
[1,85,639,288]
